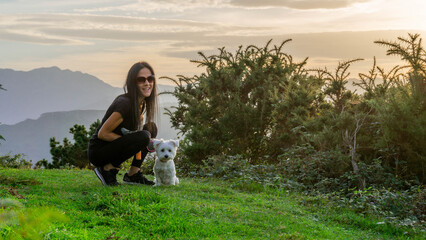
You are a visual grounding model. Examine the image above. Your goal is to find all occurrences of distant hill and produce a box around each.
[0,107,179,163]
[0,66,177,125]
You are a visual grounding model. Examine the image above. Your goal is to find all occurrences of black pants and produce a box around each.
[88,123,157,168]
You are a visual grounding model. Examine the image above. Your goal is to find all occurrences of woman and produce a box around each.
[88,61,158,186]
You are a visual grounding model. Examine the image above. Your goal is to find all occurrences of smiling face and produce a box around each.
[136,67,154,99]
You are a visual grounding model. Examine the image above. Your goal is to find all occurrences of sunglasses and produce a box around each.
[136,75,155,84]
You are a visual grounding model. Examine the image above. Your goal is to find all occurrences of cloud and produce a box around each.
[227,0,373,9]
[148,0,373,10]
[0,13,265,45]
[0,29,88,45]
[74,0,221,14]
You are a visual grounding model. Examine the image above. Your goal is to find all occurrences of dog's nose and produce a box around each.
[164,155,169,159]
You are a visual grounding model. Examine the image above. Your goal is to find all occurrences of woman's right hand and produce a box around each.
[121,127,135,135]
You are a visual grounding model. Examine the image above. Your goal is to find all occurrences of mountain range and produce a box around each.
[0,67,179,163]
[0,66,176,125]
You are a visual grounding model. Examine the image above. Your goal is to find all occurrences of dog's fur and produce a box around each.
[153,139,179,186]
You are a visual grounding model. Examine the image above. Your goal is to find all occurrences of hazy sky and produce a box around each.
[0,0,425,87]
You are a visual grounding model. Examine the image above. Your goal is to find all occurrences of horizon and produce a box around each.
[0,0,425,87]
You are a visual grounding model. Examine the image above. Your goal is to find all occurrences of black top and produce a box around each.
[89,94,134,148]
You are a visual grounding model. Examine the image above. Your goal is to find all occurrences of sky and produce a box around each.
[0,0,425,87]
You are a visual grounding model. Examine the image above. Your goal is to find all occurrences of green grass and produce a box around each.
[0,168,423,239]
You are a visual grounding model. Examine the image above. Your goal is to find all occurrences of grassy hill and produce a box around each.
[0,169,423,239]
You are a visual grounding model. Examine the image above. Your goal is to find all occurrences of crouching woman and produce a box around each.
[88,61,158,186]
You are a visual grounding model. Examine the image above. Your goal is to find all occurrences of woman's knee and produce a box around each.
[143,122,157,138]
[133,130,151,146]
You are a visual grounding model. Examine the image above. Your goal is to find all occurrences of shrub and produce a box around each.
[165,40,314,163]
[371,33,426,182]
[277,144,352,191]
[332,186,425,228]
[0,154,32,169]
[190,154,303,191]
[168,33,425,186]
[41,120,100,169]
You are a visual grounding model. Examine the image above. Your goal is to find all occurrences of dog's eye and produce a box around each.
[168,150,172,152]
[161,149,165,152]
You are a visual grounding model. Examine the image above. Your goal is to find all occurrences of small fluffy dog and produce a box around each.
[153,139,179,186]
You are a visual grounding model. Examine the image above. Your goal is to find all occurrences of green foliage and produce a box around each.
[165,40,312,162]
[278,144,351,190]
[370,33,426,182]
[0,199,68,240]
[268,70,326,154]
[168,33,425,186]
[355,57,403,100]
[0,153,32,169]
[375,33,426,99]
[314,58,363,112]
[328,186,426,228]
[41,120,100,169]
[195,154,301,191]
[370,86,426,181]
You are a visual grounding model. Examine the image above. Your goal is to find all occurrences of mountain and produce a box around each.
[0,66,177,125]
[0,107,179,163]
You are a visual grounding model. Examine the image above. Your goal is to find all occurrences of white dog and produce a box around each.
[153,139,179,186]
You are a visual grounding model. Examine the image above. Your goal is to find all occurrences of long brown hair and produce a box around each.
[124,61,158,132]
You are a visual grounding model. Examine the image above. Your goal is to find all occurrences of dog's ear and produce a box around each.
[153,139,164,149]
[171,139,179,148]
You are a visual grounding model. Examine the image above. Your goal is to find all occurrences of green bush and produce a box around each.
[42,120,100,169]
[370,33,426,182]
[165,40,313,162]
[333,186,425,228]
[370,86,426,182]
[0,154,32,169]
[278,144,350,189]
[169,33,425,186]
[191,154,303,191]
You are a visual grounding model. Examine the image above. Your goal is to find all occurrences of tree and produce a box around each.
[39,120,100,169]
[309,59,378,189]
[165,40,310,162]
[372,33,426,182]
[375,33,426,99]
[268,70,325,154]
[355,57,404,100]
[0,153,32,169]
[166,33,425,187]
